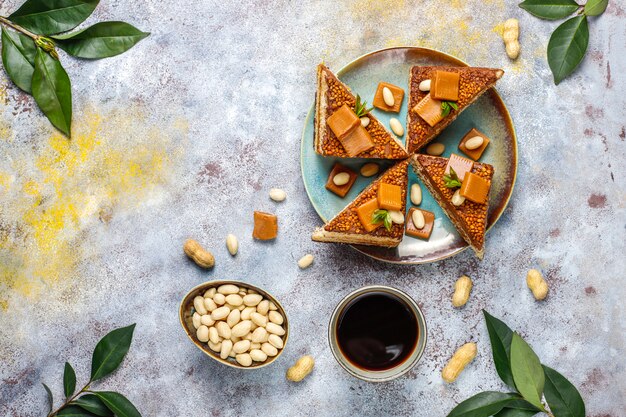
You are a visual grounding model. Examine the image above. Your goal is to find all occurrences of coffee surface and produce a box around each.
[336,292,418,371]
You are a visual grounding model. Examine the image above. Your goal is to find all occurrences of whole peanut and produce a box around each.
[452,275,473,307]
[527,269,548,300]
[442,342,477,383]
[184,239,215,268]
[503,18,520,59]
[286,355,315,382]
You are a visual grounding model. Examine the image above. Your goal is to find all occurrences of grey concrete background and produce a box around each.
[0,0,624,416]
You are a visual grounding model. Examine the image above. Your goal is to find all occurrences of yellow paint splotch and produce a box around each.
[351,0,406,20]
[0,108,184,308]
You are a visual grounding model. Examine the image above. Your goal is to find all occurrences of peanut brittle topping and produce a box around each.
[324,160,409,237]
[321,70,408,159]
[407,66,503,153]
[415,155,493,249]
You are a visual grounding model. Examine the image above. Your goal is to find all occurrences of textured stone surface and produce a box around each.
[0,0,624,416]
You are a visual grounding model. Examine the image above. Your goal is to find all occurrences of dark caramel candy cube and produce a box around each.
[339,124,374,157]
[377,182,402,211]
[413,94,443,127]
[327,104,360,140]
[460,172,491,204]
[373,82,405,113]
[325,163,358,198]
[445,153,474,181]
[253,211,278,240]
[458,128,491,161]
[405,208,435,240]
[431,71,460,102]
[356,198,382,232]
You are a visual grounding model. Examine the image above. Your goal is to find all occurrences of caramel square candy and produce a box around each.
[327,104,359,140]
[405,208,435,240]
[339,124,375,157]
[445,153,474,181]
[325,163,358,198]
[372,82,405,113]
[431,71,460,102]
[356,198,382,232]
[413,94,443,127]
[253,211,278,240]
[377,182,402,211]
[460,172,491,204]
[459,128,491,161]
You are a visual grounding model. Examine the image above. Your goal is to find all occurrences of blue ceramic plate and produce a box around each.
[301,47,517,264]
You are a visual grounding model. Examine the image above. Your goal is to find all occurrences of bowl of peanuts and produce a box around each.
[180,280,289,369]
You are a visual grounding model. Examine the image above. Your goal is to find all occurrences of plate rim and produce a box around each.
[301,46,518,265]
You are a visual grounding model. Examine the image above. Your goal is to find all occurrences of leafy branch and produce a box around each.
[446,311,585,417]
[0,0,149,137]
[519,0,609,84]
[43,324,141,417]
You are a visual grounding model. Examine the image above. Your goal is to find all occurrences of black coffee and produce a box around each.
[336,292,419,371]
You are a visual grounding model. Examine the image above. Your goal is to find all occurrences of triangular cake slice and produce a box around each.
[406,66,504,153]
[312,160,409,247]
[315,64,409,159]
[410,154,494,258]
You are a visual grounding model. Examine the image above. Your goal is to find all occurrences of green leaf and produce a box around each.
[441,101,458,117]
[504,399,542,411]
[354,94,373,118]
[483,310,516,388]
[441,101,451,117]
[495,399,542,417]
[1,28,37,93]
[53,22,149,59]
[90,324,135,381]
[57,405,98,416]
[542,365,585,417]
[63,362,77,398]
[93,391,141,417]
[371,209,392,231]
[72,394,114,416]
[42,383,54,413]
[519,0,580,20]
[32,48,72,136]
[584,0,608,16]
[447,391,521,417]
[494,408,538,417]
[9,0,99,35]
[510,333,545,410]
[443,167,462,189]
[547,15,589,84]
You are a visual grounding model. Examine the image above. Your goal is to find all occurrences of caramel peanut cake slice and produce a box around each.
[314,64,409,159]
[410,154,494,259]
[406,66,504,154]
[312,160,409,247]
